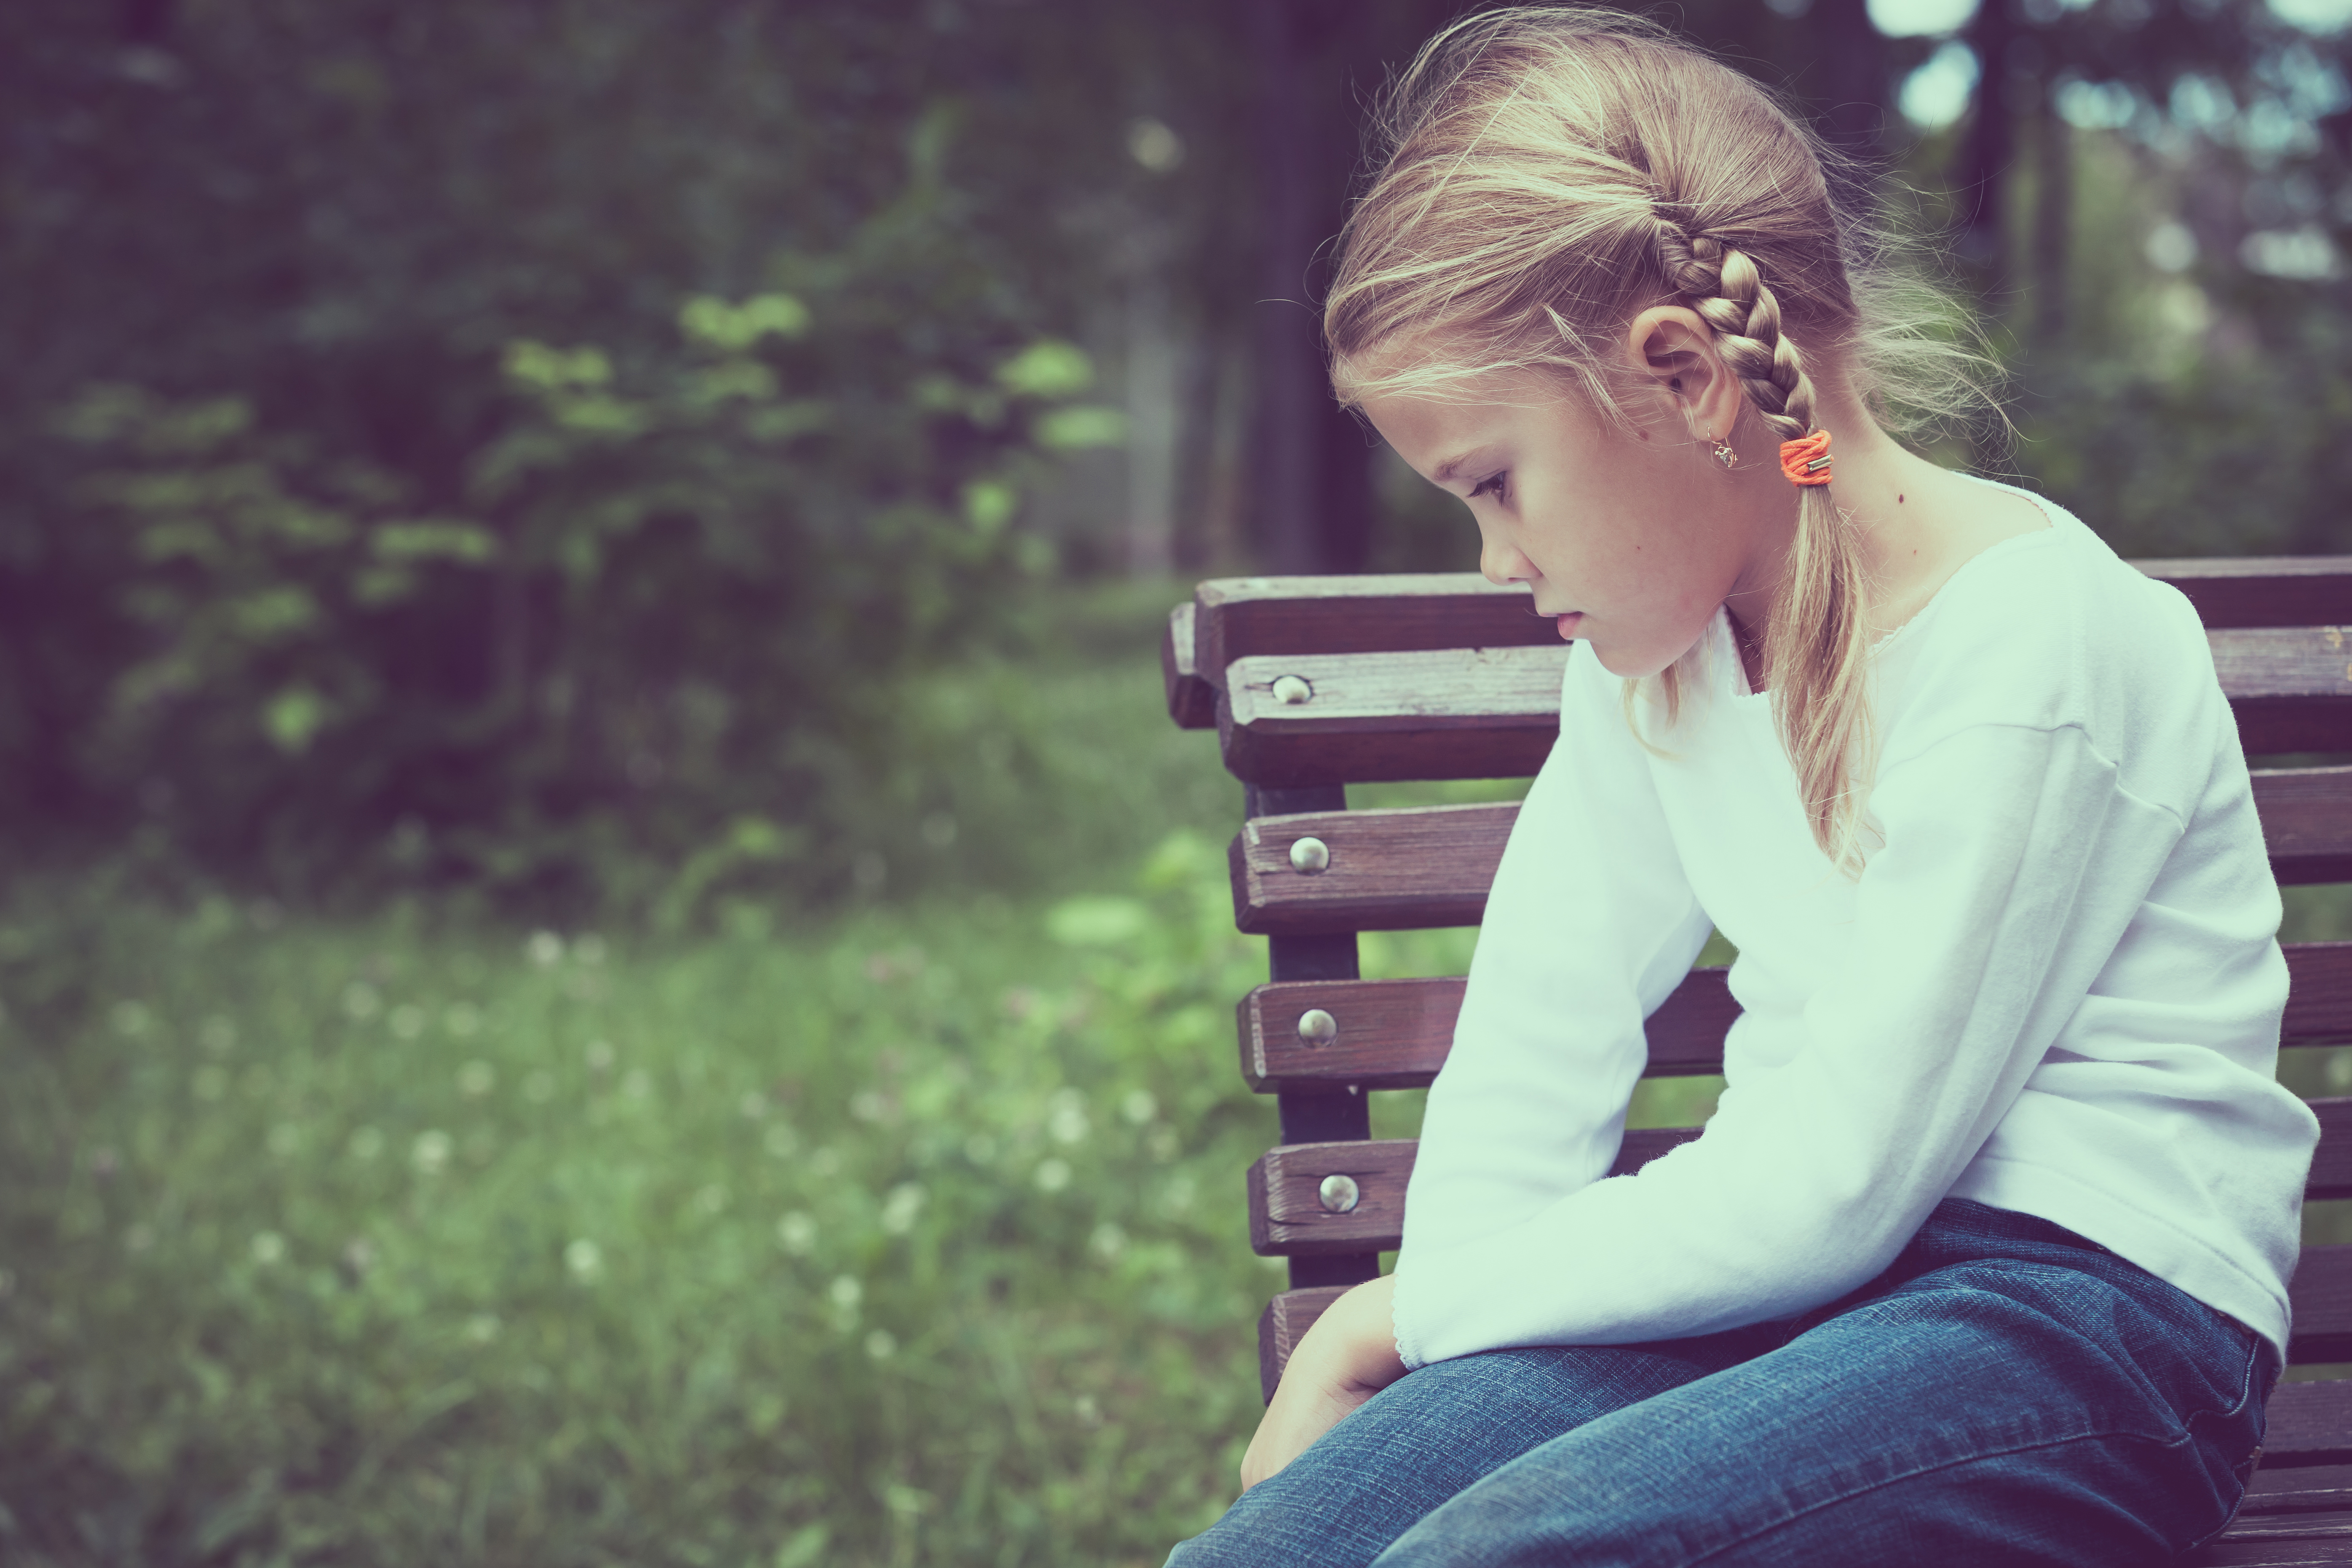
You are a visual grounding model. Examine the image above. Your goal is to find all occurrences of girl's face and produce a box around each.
[1354,334,1782,681]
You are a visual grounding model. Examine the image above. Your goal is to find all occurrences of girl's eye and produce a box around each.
[1470,471,1509,503]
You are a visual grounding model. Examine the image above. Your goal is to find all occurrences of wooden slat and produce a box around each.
[1239,946,2352,1094]
[2265,773,2352,886]
[1247,1129,1699,1258]
[2190,1518,2352,1563]
[1238,969,1733,1092]
[2259,1380,2352,1471]
[2145,558,2352,633]
[1217,629,2352,787]
[1177,562,2352,731]
[1229,802,1511,935]
[2317,1100,2352,1201]
[2245,1464,2352,1515]
[1231,769,2352,939]
[1257,1283,1351,1403]
[1161,602,1217,730]
[2291,945,2352,1047]
[1190,575,1555,704]
[1249,1102,2352,1259]
[1220,645,1565,788]
[2224,630,2352,755]
[2295,1248,2352,1364]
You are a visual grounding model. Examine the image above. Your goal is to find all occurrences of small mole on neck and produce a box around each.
[1898,493,1905,504]
[1638,431,1649,441]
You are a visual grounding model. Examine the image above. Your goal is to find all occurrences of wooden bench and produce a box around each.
[1161,561,2352,1565]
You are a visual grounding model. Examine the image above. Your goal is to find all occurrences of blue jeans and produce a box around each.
[1170,1197,2277,1566]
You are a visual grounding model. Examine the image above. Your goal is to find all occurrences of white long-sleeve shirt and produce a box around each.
[1392,478,2320,1370]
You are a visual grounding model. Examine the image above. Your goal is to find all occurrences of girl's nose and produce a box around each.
[1480,535,1536,588]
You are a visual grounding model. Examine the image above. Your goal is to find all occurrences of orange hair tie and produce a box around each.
[1779,429,1833,486]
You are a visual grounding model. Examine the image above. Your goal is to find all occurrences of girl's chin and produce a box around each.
[1584,630,1701,682]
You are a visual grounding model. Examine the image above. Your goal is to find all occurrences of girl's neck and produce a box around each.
[1726,394,2049,683]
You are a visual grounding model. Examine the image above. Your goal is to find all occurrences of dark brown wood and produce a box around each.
[2220,629,2352,755]
[1182,563,2352,696]
[1241,976,1469,1092]
[1213,631,2352,788]
[2295,1248,2352,1364]
[1232,771,2352,937]
[1220,647,1565,787]
[1252,1106,2352,1258]
[1229,802,1512,936]
[1163,602,1218,730]
[2315,1099,2352,1201]
[2265,775,2352,886]
[2256,1379,2352,1471]
[2291,945,2352,1046]
[1258,1284,1350,1403]
[2189,1518,2352,1563]
[1248,1129,1699,1258]
[1239,968,1734,1093]
[1190,575,1556,707]
[1239,946,2352,1094]
[2143,558,2352,633]
[2245,1464,2352,1515]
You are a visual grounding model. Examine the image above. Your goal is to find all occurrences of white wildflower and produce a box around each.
[411,1129,452,1176]
[880,1183,926,1236]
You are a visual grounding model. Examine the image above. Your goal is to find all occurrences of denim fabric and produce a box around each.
[1169,1197,2278,1567]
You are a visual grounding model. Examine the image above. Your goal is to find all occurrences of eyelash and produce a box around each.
[1470,471,1509,503]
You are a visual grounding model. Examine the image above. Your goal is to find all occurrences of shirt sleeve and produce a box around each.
[1391,713,2175,1367]
[1391,644,1715,1367]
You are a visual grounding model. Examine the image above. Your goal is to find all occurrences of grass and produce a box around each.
[2,838,1293,1567]
[8,585,2352,1561]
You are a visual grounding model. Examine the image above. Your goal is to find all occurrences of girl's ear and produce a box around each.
[1624,305,1741,445]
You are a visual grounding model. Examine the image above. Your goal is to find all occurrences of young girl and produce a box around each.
[1167,9,2317,1565]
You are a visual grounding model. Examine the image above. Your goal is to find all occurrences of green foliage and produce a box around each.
[0,0,1180,906]
[50,275,1113,905]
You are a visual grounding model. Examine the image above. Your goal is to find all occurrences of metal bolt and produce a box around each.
[1271,674,1314,706]
[1289,836,1329,874]
[1318,1173,1360,1214]
[1297,1008,1337,1047]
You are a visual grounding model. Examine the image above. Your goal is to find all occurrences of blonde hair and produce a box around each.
[1324,6,1996,872]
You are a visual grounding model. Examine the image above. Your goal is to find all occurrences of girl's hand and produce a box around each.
[1239,1273,1409,1491]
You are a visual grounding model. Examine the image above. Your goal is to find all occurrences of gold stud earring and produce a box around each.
[1709,432,1738,470]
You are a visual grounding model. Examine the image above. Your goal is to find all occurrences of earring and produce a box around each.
[1709,432,1738,470]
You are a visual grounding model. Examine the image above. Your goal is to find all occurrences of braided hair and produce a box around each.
[1325,6,1985,871]
[1650,223,1874,863]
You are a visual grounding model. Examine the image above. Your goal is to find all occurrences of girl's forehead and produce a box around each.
[1358,382,1606,479]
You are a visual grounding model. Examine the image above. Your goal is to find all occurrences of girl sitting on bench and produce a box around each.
[1170,7,2315,1564]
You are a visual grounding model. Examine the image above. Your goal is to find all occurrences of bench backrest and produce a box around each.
[1163,559,2352,1474]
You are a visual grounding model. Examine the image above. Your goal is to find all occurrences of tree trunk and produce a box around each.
[1248,0,1374,575]
[2031,80,2071,343]
[1954,0,2017,291]
[1811,0,1892,163]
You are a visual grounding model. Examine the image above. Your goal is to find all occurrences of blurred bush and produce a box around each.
[52,276,1117,909]
[0,2,1150,913]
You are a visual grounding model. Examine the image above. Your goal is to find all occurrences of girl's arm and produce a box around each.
[1239,642,1709,1482]
[1398,644,1717,1266]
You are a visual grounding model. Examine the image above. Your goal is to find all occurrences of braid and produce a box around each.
[1652,223,1820,442]
[1656,218,1874,872]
